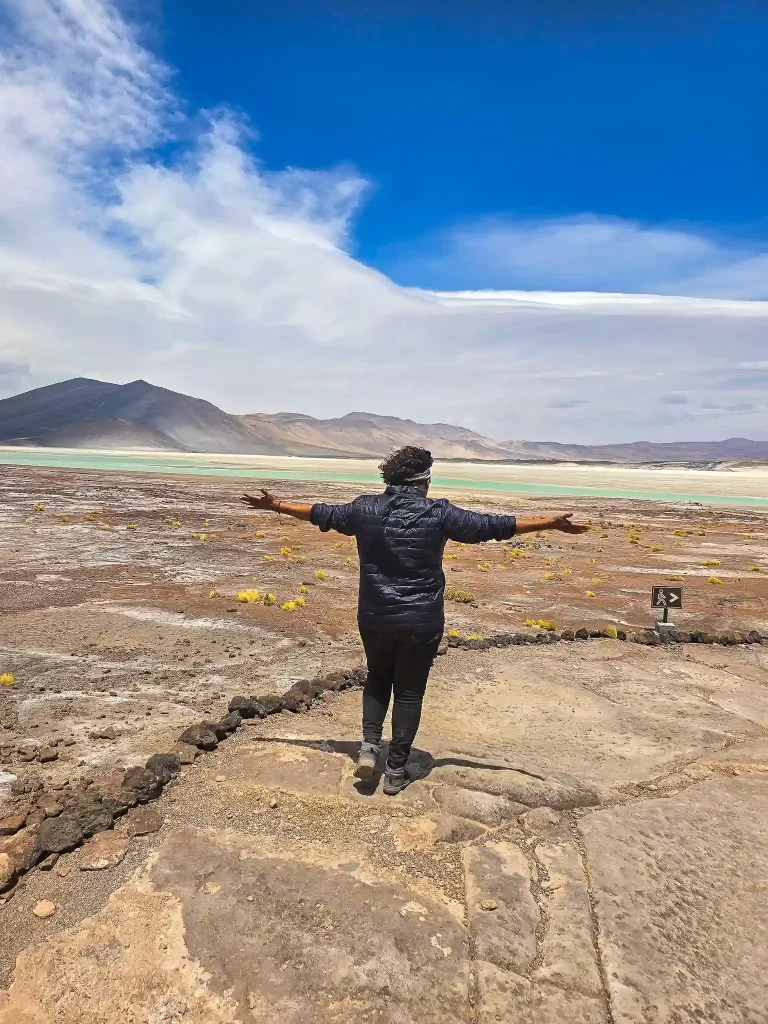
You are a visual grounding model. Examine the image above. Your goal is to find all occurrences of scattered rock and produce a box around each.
[227,696,266,719]
[145,753,180,785]
[480,899,498,911]
[25,807,47,827]
[436,642,448,656]
[0,852,14,891]
[201,880,221,895]
[122,767,163,803]
[575,628,590,641]
[218,710,242,734]
[37,747,59,763]
[125,806,163,837]
[79,831,129,870]
[38,853,59,871]
[38,797,64,818]
[175,743,198,765]
[177,722,218,750]
[1,825,42,875]
[256,694,285,714]
[560,630,575,641]
[32,900,56,919]
[89,726,116,741]
[0,813,27,837]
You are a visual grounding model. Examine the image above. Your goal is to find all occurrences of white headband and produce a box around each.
[403,469,431,483]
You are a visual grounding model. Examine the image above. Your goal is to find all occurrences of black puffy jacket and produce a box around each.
[310,484,517,636]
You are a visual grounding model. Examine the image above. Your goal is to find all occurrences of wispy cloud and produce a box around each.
[0,0,767,443]
[387,215,768,300]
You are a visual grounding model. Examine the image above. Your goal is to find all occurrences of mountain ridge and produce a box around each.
[1,377,767,463]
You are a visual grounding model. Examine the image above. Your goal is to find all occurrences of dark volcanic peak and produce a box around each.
[1,377,767,463]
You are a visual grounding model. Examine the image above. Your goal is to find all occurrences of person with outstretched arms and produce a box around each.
[241,446,587,795]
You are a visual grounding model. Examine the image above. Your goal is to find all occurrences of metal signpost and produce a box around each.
[651,586,683,625]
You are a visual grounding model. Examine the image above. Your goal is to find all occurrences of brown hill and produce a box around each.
[2,377,768,463]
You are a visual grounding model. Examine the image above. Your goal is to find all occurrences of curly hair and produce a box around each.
[379,445,434,486]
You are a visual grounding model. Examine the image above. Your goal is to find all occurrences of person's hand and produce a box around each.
[550,513,589,534]
[240,489,280,511]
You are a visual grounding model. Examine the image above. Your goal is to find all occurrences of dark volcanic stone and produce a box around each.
[122,766,163,803]
[256,694,286,714]
[588,629,605,639]
[218,711,242,734]
[748,630,764,644]
[617,629,627,641]
[677,632,692,643]
[698,632,713,644]
[561,630,575,641]
[227,696,266,719]
[280,691,304,713]
[291,679,319,699]
[178,723,218,750]
[145,753,181,784]
[36,814,86,854]
[575,628,590,641]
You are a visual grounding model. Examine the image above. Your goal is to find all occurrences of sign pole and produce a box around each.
[662,606,668,624]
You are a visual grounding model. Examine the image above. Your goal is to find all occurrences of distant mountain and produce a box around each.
[500,438,768,462]
[238,410,512,459]
[2,377,767,464]
[0,378,282,455]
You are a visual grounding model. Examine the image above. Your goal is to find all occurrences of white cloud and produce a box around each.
[0,0,767,443]
[389,216,768,300]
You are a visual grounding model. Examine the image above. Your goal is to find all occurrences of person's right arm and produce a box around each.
[442,503,587,543]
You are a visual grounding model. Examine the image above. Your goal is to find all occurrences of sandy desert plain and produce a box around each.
[0,457,767,1024]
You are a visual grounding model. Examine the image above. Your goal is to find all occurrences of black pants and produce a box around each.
[359,628,443,772]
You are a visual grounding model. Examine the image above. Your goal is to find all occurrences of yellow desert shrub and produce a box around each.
[238,590,260,603]
[708,577,723,585]
[315,570,326,580]
[750,566,762,572]
[255,531,265,538]
[126,523,138,530]
[590,577,602,584]
[605,625,618,639]
[263,593,276,606]
[280,546,292,556]
[466,634,483,641]
[281,601,297,611]
[0,673,14,686]
[448,629,460,638]
[445,587,476,604]
[586,591,596,597]
[263,555,275,562]
[298,586,309,594]
[651,546,662,552]
[700,560,720,567]
[294,597,306,608]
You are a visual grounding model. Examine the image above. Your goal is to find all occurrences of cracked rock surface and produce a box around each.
[2,635,767,1022]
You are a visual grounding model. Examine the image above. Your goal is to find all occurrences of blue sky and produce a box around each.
[157,0,767,289]
[0,0,766,441]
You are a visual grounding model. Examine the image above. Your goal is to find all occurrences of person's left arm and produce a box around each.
[240,489,356,534]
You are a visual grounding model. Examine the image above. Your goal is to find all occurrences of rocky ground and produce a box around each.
[1,465,767,1023]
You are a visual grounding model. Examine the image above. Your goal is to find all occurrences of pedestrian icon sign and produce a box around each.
[652,586,683,610]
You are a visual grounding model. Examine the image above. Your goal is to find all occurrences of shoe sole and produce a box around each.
[354,761,376,781]
[383,778,411,796]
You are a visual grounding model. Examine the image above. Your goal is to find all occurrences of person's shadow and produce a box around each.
[245,736,545,795]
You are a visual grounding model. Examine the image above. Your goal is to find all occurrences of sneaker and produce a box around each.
[382,765,412,796]
[354,741,380,781]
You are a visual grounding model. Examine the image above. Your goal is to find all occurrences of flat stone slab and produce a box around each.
[580,777,768,1023]
[464,839,607,1023]
[0,827,471,1023]
[231,742,344,799]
